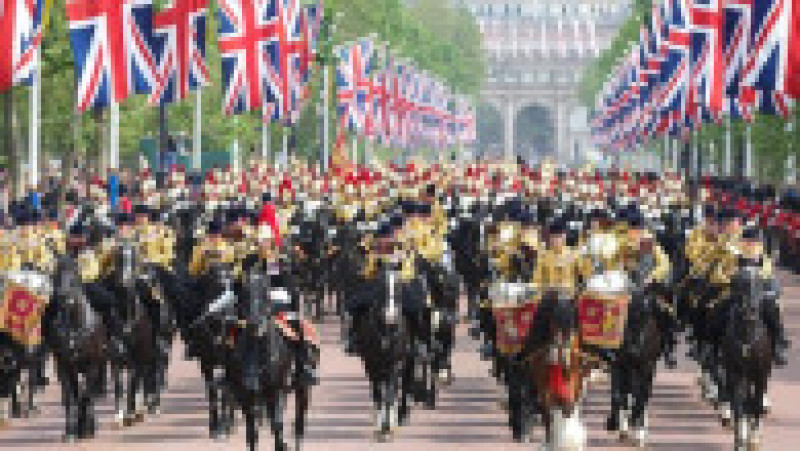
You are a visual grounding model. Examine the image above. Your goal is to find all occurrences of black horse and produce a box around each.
[351,255,412,440]
[720,262,776,451]
[106,240,159,427]
[605,289,666,447]
[45,255,108,441]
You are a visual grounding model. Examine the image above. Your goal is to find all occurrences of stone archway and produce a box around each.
[477,102,503,158]
[514,104,555,163]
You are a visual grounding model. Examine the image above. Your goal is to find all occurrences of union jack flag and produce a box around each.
[336,39,373,134]
[66,0,158,112]
[661,0,692,135]
[150,0,210,105]
[392,62,411,148]
[0,0,43,91]
[741,0,791,94]
[689,0,726,116]
[272,0,309,124]
[723,0,752,98]
[218,0,276,115]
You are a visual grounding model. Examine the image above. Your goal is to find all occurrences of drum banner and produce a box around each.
[492,301,539,355]
[0,283,48,347]
[578,295,629,349]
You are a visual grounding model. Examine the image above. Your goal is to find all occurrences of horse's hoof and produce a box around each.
[375,429,393,442]
[762,396,772,415]
[437,369,453,386]
[721,416,731,429]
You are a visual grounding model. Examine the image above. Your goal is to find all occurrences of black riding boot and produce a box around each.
[763,296,790,366]
[293,340,319,386]
[658,305,678,368]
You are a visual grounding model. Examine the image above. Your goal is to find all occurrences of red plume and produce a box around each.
[258,203,281,247]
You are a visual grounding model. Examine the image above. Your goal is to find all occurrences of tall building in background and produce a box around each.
[454,0,630,164]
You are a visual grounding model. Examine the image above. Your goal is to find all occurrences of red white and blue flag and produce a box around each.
[66,0,158,112]
[150,0,209,105]
[336,38,373,134]
[0,0,44,91]
[741,0,796,95]
[217,0,277,115]
[689,0,726,117]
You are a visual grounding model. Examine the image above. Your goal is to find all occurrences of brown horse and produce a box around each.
[524,296,594,451]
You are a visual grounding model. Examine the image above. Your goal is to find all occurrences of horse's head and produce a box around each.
[537,292,587,414]
[732,259,765,323]
[243,268,269,327]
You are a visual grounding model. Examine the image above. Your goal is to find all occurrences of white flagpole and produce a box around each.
[745,123,753,178]
[282,126,288,169]
[194,89,202,170]
[232,138,240,173]
[787,120,795,185]
[109,100,120,170]
[352,135,358,164]
[261,115,269,161]
[323,65,330,173]
[29,51,41,188]
[724,115,732,176]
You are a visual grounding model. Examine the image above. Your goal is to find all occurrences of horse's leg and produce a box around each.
[294,383,310,451]
[267,391,287,451]
[509,365,525,442]
[124,366,140,426]
[62,372,77,442]
[202,365,221,439]
[10,372,22,419]
[244,401,258,451]
[113,362,126,425]
[606,361,623,432]
[630,365,655,447]
[732,376,748,451]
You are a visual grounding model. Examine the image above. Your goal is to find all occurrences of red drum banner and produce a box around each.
[492,301,539,355]
[578,295,629,349]
[0,283,48,347]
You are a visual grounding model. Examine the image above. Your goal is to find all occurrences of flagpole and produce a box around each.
[261,107,269,161]
[745,123,753,178]
[724,115,732,176]
[29,50,41,189]
[323,65,330,173]
[109,100,120,171]
[282,126,288,169]
[232,138,240,174]
[352,135,358,165]
[194,89,202,171]
[787,120,795,185]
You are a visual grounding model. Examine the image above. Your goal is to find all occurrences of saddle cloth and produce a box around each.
[577,293,629,349]
[492,301,539,355]
[0,271,51,347]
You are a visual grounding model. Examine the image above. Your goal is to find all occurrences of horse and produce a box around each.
[604,288,665,447]
[106,239,159,426]
[351,252,412,440]
[720,262,775,451]
[0,332,28,428]
[184,261,238,438]
[45,255,108,441]
[523,292,593,451]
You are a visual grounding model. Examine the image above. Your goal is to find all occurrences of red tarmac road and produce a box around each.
[1,272,799,450]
